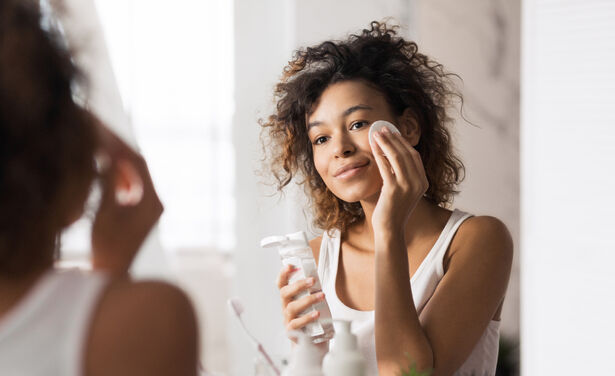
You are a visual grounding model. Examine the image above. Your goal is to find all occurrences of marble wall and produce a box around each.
[412,0,520,338]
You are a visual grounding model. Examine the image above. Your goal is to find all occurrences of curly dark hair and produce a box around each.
[261,21,465,232]
[0,0,97,276]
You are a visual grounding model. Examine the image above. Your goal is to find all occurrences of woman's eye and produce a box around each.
[350,121,369,130]
[314,136,328,145]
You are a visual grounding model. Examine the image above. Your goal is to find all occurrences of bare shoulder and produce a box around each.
[86,278,199,376]
[450,215,514,268]
[309,235,323,265]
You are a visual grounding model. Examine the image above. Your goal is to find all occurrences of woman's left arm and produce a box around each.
[370,129,513,375]
[416,216,512,375]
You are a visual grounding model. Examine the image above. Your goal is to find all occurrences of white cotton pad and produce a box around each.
[368,120,401,147]
[114,161,144,207]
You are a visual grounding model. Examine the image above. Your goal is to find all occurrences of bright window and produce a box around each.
[60,0,235,256]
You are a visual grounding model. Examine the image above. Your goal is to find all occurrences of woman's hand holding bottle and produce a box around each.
[276,264,326,342]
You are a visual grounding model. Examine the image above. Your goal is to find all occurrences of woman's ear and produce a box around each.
[398,108,421,146]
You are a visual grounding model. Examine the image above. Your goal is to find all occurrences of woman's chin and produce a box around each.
[334,186,381,204]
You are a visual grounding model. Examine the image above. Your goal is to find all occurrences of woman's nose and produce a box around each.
[333,135,356,158]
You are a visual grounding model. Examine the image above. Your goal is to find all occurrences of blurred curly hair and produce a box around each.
[260,21,465,233]
[0,0,97,276]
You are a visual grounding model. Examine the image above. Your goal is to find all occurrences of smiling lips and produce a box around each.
[334,161,370,179]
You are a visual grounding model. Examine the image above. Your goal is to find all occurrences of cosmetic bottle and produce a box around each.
[322,320,366,376]
[261,231,334,343]
[282,331,325,376]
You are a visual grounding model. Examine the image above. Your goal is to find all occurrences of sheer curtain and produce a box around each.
[58,0,235,262]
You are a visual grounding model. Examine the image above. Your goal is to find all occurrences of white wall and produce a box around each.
[521,0,615,374]
[231,1,298,374]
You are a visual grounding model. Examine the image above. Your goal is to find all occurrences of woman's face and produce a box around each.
[306,80,402,203]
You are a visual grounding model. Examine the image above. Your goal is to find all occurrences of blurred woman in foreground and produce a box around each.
[0,1,198,374]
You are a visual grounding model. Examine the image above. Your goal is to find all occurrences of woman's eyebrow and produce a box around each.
[307,120,322,131]
[342,104,373,117]
[307,104,373,131]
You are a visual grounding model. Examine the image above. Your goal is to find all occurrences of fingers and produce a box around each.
[93,119,162,214]
[94,118,148,181]
[276,264,296,289]
[276,265,326,333]
[130,155,163,216]
[372,129,405,177]
[370,132,395,184]
[285,292,325,330]
[98,153,161,219]
[392,133,429,188]
[374,128,428,191]
[280,276,315,306]
[374,128,415,178]
[287,310,321,332]
[114,159,144,206]
[396,135,429,191]
[285,291,325,319]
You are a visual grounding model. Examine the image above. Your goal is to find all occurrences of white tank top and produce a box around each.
[317,209,500,376]
[0,268,109,376]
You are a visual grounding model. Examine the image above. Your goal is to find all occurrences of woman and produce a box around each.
[0,1,198,375]
[264,22,513,375]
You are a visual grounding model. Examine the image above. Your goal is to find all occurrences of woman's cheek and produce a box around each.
[313,153,328,180]
[314,158,338,194]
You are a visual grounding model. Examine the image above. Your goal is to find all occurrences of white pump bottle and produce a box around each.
[261,231,334,343]
[322,320,366,376]
[282,331,325,376]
